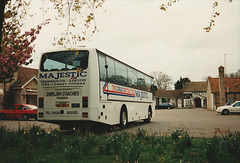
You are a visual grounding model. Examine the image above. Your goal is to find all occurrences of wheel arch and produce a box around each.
[222,109,230,115]
[148,105,153,116]
[121,104,128,117]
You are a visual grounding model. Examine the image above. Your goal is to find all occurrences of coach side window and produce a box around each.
[98,55,107,81]
[115,61,128,86]
[145,76,152,92]
[127,67,137,88]
[137,72,145,90]
[106,57,116,84]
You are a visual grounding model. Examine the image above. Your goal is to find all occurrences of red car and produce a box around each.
[0,104,38,121]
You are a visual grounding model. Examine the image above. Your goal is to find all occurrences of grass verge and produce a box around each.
[0,125,239,163]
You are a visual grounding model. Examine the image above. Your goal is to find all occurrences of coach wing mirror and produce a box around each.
[73,60,81,67]
[150,84,157,95]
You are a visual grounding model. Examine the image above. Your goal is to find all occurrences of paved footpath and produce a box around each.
[0,120,59,132]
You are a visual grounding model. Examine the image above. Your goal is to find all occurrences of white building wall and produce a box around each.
[211,93,216,111]
[184,99,191,107]
[178,99,182,108]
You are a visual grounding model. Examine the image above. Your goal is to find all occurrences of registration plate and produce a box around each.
[56,102,69,107]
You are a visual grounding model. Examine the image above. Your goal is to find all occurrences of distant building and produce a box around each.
[154,66,240,110]
[207,66,240,110]
[155,89,183,107]
[182,80,208,108]
[0,67,38,110]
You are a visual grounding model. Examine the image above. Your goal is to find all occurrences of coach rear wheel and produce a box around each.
[144,109,152,123]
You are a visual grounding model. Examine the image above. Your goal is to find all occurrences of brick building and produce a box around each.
[0,67,38,110]
[155,89,183,107]
[207,66,240,110]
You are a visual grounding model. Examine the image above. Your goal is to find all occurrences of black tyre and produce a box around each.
[120,108,128,129]
[60,124,74,131]
[22,114,28,121]
[222,109,229,115]
[0,113,5,120]
[144,108,152,123]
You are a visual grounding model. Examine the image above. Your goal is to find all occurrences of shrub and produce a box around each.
[65,131,98,162]
[119,135,143,163]
[218,129,240,159]
[203,136,220,163]
[171,127,192,157]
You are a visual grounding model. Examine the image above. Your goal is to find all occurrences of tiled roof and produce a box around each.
[155,89,182,99]
[11,67,38,88]
[183,81,207,92]
[209,77,240,93]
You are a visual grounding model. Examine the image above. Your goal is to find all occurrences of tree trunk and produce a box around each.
[3,79,6,109]
[0,0,9,52]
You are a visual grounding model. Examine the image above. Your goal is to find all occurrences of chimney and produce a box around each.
[182,77,190,89]
[218,66,225,106]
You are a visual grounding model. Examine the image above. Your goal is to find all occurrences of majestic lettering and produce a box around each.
[39,71,87,80]
[135,91,148,100]
[39,72,87,87]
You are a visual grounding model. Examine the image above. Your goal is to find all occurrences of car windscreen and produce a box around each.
[26,105,38,110]
[40,51,89,71]
[162,103,168,106]
[225,101,235,106]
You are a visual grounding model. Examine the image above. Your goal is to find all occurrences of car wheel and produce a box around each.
[60,124,74,130]
[22,114,28,121]
[0,113,5,120]
[120,108,128,129]
[222,109,229,115]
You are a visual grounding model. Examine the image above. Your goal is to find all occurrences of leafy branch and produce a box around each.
[203,1,220,32]
[49,0,104,48]
[160,0,179,11]
[160,0,233,32]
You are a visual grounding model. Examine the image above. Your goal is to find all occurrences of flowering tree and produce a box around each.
[0,1,50,108]
[0,0,105,50]
[0,1,49,83]
[0,0,104,108]
[0,0,104,83]
[0,0,8,52]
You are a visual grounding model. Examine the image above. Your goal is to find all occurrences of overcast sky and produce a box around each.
[26,0,240,89]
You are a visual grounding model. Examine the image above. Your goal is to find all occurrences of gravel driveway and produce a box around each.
[126,108,240,138]
[1,108,239,138]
